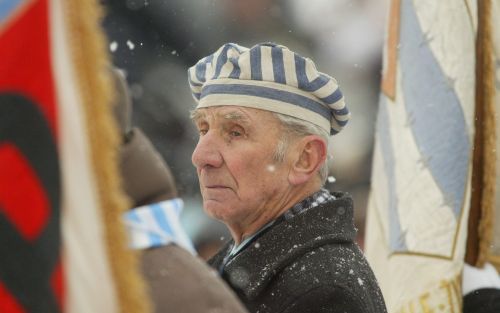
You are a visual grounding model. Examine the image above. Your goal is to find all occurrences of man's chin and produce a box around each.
[203,200,234,222]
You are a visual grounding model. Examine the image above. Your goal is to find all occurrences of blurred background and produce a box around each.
[101,0,388,259]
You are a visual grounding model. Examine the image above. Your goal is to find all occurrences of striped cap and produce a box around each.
[188,42,350,135]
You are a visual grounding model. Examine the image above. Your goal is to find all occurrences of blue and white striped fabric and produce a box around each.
[123,198,196,254]
[188,42,350,135]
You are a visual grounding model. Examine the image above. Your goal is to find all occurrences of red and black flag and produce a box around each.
[0,0,150,312]
[0,1,62,311]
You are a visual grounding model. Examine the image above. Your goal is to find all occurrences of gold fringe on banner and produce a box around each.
[395,273,463,313]
[466,0,497,268]
[490,255,500,272]
[63,0,152,312]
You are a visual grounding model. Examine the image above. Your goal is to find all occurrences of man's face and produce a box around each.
[191,106,292,225]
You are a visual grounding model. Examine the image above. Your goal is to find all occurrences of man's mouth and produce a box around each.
[205,185,229,189]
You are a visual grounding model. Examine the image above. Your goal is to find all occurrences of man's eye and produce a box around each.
[199,129,208,136]
[230,130,242,137]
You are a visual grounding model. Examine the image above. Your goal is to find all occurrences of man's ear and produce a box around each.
[288,135,327,186]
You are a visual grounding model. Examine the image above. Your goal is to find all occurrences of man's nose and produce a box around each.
[192,131,223,169]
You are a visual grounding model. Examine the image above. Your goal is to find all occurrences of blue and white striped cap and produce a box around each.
[188,42,350,135]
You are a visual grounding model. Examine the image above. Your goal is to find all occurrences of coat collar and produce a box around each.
[210,192,356,300]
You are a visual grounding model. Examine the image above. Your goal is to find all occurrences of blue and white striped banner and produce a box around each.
[123,198,196,254]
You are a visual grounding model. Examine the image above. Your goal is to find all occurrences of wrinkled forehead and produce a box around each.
[190,106,276,125]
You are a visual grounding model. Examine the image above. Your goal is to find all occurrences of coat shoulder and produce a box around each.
[261,243,387,313]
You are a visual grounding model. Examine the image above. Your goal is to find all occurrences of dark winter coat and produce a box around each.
[209,192,387,313]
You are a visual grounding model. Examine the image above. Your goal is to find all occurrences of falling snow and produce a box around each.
[327,176,336,183]
[109,41,118,52]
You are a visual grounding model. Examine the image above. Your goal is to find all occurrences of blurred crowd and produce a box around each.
[101,0,388,257]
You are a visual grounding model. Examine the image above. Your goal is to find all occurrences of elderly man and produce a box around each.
[188,42,387,313]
